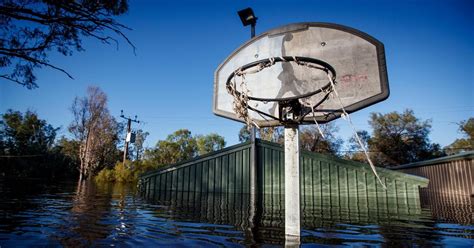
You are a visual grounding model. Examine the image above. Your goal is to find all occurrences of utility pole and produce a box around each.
[120,110,140,166]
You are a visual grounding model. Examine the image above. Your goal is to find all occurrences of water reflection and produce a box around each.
[143,190,473,246]
[420,190,473,225]
[0,179,473,246]
[52,180,113,246]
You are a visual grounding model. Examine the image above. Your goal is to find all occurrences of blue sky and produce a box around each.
[1,0,473,149]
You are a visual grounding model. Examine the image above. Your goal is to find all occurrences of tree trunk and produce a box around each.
[79,129,91,181]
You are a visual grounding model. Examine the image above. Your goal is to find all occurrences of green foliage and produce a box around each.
[95,160,157,183]
[0,110,78,178]
[238,125,284,144]
[0,109,58,155]
[145,129,226,167]
[129,129,149,160]
[144,129,196,166]
[346,109,444,167]
[95,168,116,182]
[239,124,340,155]
[238,126,251,142]
[55,137,81,165]
[444,118,474,154]
[344,130,371,163]
[114,162,133,183]
[300,122,343,156]
[196,133,226,156]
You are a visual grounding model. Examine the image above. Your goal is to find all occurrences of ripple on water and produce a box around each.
[0,179,473,247]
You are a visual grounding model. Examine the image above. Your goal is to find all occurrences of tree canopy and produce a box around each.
[238,125,284,144]
[0,110,77,178]
[346,109,444,167]
[444,117,474,154]
[129,129,149,160]
[300,123,343,156]
[145,129,226,167]
[0,109,58,155]
[0,0,133,89]
[238,124,342,156]
[196,133,226,156]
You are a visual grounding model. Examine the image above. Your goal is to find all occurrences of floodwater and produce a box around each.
[0,179,472,247]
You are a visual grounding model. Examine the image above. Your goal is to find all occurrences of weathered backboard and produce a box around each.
[213,23,389,127]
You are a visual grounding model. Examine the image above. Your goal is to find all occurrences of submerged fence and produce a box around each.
[140,140,428,209]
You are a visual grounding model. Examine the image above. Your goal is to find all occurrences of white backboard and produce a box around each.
[214,23,389,127]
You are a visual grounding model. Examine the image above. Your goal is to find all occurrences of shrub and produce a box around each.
[94,160,158,183]
[95,168,115,182]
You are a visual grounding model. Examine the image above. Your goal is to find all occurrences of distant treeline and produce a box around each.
[0,110,78,179]
[0,87,226,181]
[2,87,472,181]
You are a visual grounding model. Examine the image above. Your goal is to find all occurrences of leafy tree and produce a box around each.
[145,129,226,167]
[129,129,149,161]
[366,109,444,166]
[95,159,158,183]
[0,110,77,178]
[238,125,284,144]
[0,0,134,89]
[300,122,343,155]
[0,109,58,155]
[145,129,197,166]
[445,117,474,154]
[344,130,371,163]
[238,126,251,142]
[196,133,225,156]
[165,129,197,161]
[238,123,341,155]
[55,136,80,165]
[69,86,121,180]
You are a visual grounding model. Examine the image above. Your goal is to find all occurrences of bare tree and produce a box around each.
[69,86,120,180]
[0,0,134,89]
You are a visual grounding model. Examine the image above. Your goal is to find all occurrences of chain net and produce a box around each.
[226,57,385,188]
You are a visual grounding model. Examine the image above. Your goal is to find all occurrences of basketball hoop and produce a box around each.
[214,22,390,239]
[226,56,337,127]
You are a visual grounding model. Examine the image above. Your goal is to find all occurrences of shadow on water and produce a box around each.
[0,178,473,246]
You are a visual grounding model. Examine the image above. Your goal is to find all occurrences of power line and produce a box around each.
[0,154,45,158]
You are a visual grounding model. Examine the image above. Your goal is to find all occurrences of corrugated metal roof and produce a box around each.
[391,151,474,170]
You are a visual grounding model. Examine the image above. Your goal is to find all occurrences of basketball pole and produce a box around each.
[284,125,301,242]
[236,8,260,243]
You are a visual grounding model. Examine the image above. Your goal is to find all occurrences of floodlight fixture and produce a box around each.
[238,7,258,39]
[238,7,257,27]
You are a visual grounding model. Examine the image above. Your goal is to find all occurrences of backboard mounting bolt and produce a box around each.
[255,54,259,58]
[321,42,326,46]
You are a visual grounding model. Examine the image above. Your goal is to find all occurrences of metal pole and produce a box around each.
[240,9,258,243]
[123,118,131,164]
[249,20,257,193]
[251,23,256,39]
[249,17,258,236]
[284,126,300,244]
